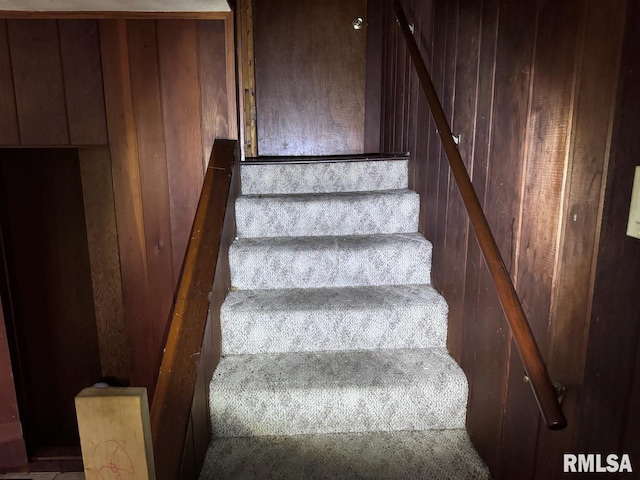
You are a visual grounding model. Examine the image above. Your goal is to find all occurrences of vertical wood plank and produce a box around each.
[238,0,256,155]
[99,19,154,394]
[404,0,421,190]
[0,20,19,145]
[424,0,446,244]
[79,148,130,383]
[7,19,69,145]
[468,0,537,473]
[58,20,109,145]
[198,20,230,167]
[535,1,627,477]
[460,0,499,399]
[127,20,176,378]
[382,0,393,152]
[432,0,455,293]
[364,0,383,153]
[581,0,640,461]
[394,10,406,152]
[499,2,583,478]
[412,0,433,235]
[223,13,238,141]
[0,301,28,470]
[443,0,480,364]
[157,19,205,280]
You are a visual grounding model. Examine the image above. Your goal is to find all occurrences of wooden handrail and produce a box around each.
[150,139,237,479]
[393,1,566,430]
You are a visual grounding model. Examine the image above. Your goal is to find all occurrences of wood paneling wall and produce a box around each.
[99,17,237,396]
[0,19,108,146]
[378,0,637,478]
[0,15,235,472]
[579,0,640,465]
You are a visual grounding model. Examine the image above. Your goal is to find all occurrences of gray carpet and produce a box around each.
[202,158,490,479]
[200,430,490,480]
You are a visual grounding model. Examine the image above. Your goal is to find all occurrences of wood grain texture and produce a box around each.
[499,2,582,478]
[99,19,155,394]
[364,0,383,153]
[58,20,108,145]
[237,0,256,156]
[97,17,235,411]
[412,0,434,235]
[223,15,237,141]
[184,140,239,477]
[0,20,19,145]
[580,0,640,461]
[127,20,176,379]
[442,0,479,365]
[459,0,498,409]
[157,19,205,280]
[78,148,129,383]
[534,1,627,477]
[7,20,69,145]
[254,0,366,156]
[433,0,453,332]
[380,0,635,477]
[150,140,236,480]
[468,0,538,470]
[424,0,445,246]
[0,301,27,470]
[198,20,230,168]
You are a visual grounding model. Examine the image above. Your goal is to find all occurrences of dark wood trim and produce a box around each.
[150,139,237,480]
[244,152,408,164]
[364,0,383,152]
[393,0,566,430]
[237,0,256,156]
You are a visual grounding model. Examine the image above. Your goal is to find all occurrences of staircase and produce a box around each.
[200,157,490,479]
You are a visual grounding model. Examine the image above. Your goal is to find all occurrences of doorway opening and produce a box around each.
[0,147,128,468]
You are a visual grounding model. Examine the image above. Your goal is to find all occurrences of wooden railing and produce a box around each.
[149,139,238,478]
[393,1,566,430]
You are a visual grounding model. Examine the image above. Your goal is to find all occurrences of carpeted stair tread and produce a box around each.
[199,429,491,480]
[221,284,448,354]
[241,159,408,194]
[236,189,419,237]
[229,232,432,289]
[210,348,467,436]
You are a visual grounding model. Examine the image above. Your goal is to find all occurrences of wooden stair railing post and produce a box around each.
[393,1,566,430]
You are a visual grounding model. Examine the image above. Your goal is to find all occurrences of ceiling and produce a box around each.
[0,0,230,12]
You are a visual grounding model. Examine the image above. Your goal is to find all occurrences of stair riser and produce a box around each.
[201,430,492,480]
[210,348,468,438]
[241,160,408,195]
[236,191,419,238]
[211,385,466,437]
[221,304,447,354]
[229,237,432,289]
